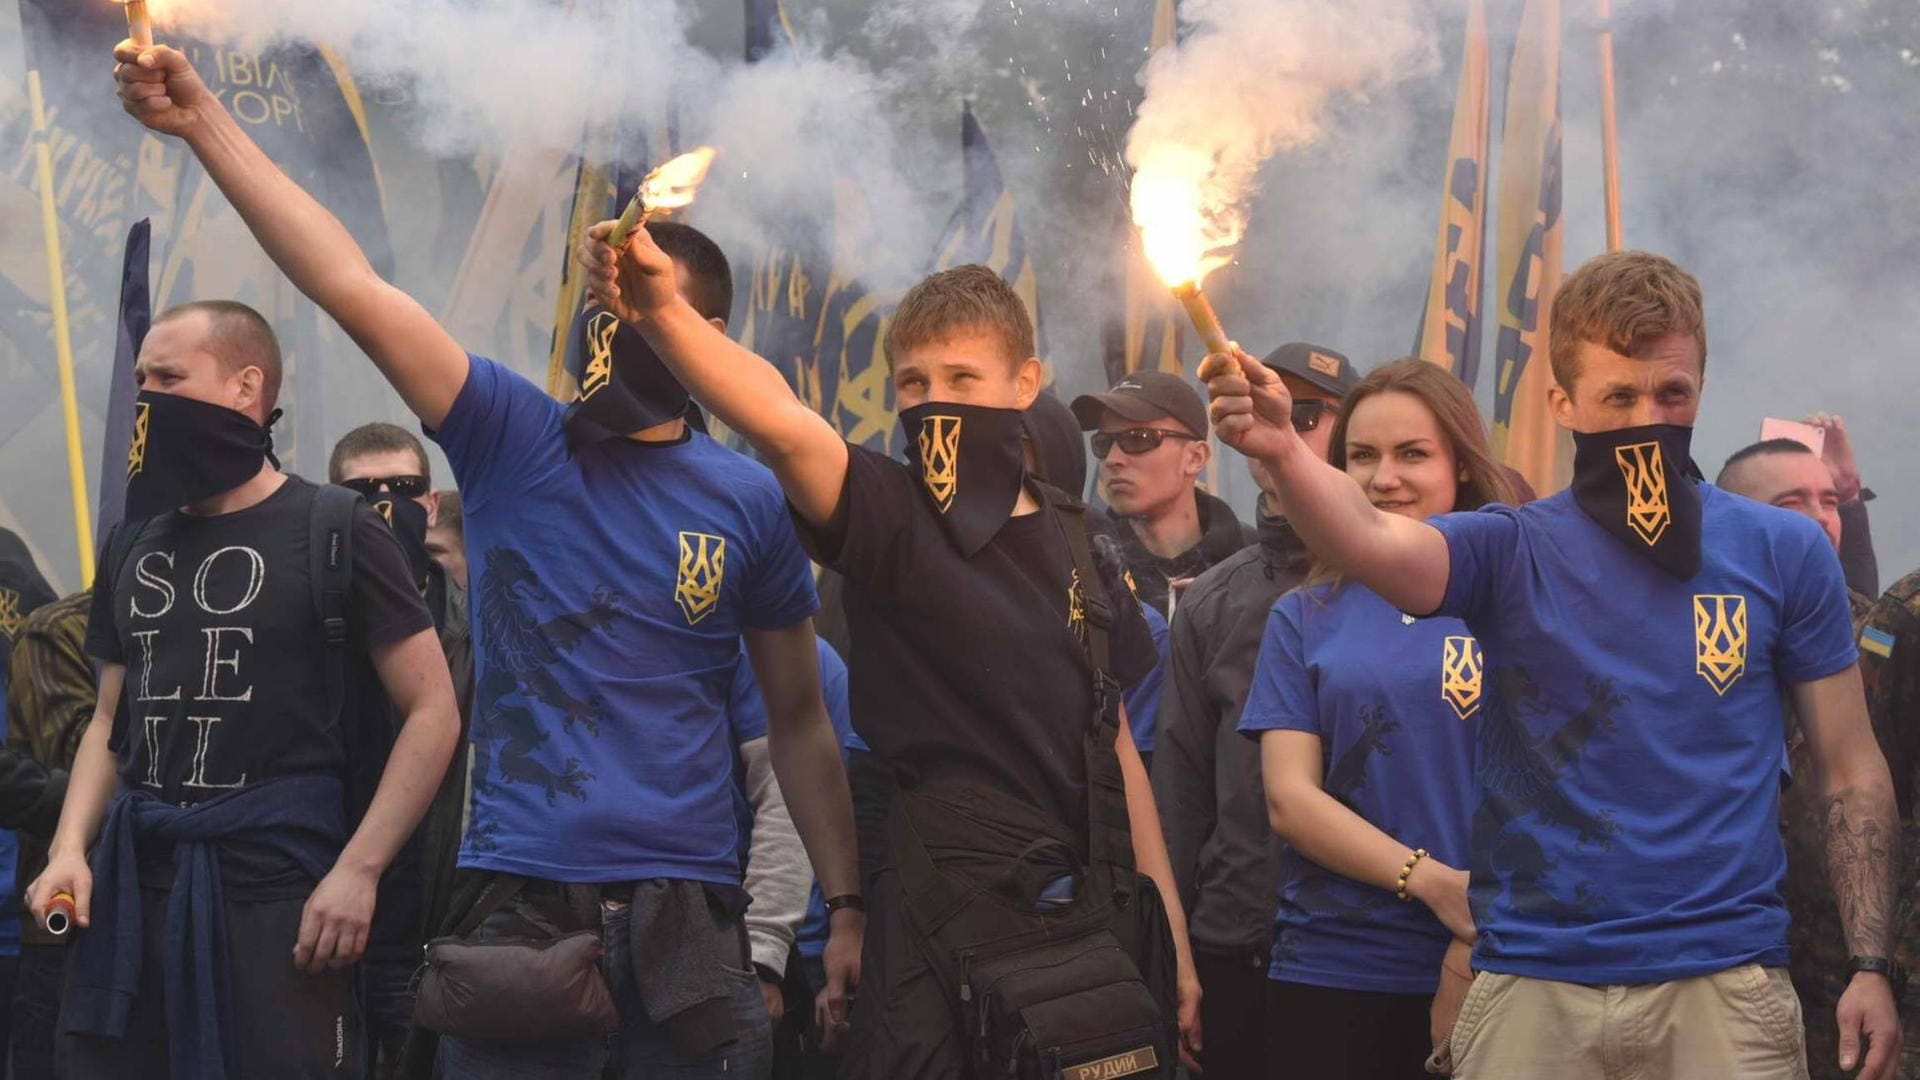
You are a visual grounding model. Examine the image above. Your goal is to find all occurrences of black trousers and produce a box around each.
[1192,949,1269,1080]
[1264,979,1431,1080]
[58,888,363,1079]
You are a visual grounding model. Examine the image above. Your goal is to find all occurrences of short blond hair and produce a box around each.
[1549,251,1706,391]
[884,265,1034,372]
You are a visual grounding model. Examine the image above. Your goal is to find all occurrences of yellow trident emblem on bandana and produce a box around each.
[676,532,727,626]
[127,401,151,478]
[1441,635,1483,719]
[1693,594,1748,695]
[373,499,395,525]
[0,587,21,640]
[918,416,963,513]
[1614,441,1671,546]
[580,310,619,401]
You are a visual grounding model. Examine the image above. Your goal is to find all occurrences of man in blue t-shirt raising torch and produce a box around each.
[1203,251,1901,1080]
[115,42,861,1078]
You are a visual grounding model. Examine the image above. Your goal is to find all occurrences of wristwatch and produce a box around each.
[1848,956,1910,1004]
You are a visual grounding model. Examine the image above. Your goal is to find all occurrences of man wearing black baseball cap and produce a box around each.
[1151,342,1354,1079]
[1073,372,1253,614]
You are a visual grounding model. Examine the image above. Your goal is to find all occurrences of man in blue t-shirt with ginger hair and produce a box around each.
[1202,251,1901,1080]
[115,41,862,1078]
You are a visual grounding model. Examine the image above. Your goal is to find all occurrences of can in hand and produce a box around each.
[45,891,76,936]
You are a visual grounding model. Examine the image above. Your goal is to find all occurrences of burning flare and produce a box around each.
[610,146,719,247]
[1130,143,1238,357]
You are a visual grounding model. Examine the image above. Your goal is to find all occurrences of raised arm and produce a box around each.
[577,224,849,526]
[1201,349,1450,614]
[113,44,469,427]
[1794,665,1904,1080]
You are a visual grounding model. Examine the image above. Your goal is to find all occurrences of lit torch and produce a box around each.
[117,0,153,47]
[608,146,719,249]
[1130,148,1239,361]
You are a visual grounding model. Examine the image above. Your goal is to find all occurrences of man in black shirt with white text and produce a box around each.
[27,301,460,1079]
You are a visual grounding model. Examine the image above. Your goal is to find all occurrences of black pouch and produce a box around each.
[410,875,619,1043]
[963,926,1168,1080]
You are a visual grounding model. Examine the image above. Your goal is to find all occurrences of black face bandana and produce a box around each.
[368,493,434,592]
[1569,423,1705,580]
[123,390,279,522]
[899,401,1030,556]
[562,306,694,450]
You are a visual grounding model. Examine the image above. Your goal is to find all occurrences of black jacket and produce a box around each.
[1151,508,1308,958]
[1115,490,1254,616]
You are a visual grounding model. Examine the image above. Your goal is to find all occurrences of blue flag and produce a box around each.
[932,105,1045,359]
[95,219,151,548]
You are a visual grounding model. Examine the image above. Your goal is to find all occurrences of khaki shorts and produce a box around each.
[1446,964,1808,1080]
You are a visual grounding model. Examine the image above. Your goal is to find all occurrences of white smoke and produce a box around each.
[1124,0,1440,284]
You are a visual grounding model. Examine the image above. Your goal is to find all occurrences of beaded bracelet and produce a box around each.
[1395,849,1430,902]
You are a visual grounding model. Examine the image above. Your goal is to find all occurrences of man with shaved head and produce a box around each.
[27,297,460,1078]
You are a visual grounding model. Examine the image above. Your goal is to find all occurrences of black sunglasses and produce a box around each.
[342,474,429,498]
[1091,428,1200,459]
[1291,400,1334,433]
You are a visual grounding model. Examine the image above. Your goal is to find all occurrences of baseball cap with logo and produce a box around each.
[1262,342,1359,399]
[1069,371,1208,438]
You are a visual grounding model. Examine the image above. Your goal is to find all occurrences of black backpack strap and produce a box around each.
[451,873,528,939]
[1035,482,1115,684]
[309,484,362,726]
[1033,483,1136,877]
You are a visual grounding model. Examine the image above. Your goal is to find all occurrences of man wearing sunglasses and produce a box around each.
[329,422,473,1074]
[1152,342,1354,1080]
[1072,373,1253,615]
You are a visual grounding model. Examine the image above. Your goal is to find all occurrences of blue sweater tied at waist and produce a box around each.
[61,774,347,1080]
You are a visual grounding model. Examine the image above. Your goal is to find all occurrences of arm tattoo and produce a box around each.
[1822,783,1901,958]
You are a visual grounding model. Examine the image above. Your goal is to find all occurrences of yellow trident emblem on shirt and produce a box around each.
[127,401,151,478]
[675,532,727,626]
[1067,569,1088,642]
[1441,635,1483,719]
[918,416,963,513]
[1693,594,1749,695]
[0,586,21,640]
[579,310,620,401]
[1615,441,1671,546]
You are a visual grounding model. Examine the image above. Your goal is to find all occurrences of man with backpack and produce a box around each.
[27,299,461,1078]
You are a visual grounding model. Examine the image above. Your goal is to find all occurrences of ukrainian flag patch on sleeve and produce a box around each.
[1860,625,1896,660]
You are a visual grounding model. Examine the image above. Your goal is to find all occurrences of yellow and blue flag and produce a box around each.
[816,180,900,454]
[1415,0,1491,386]
[931,104,1044,360]
[1490,0,1568,497]
[734,0,833,424]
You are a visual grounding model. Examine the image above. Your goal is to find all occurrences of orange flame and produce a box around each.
[640,146,718,213]
[1130,143,1243,290]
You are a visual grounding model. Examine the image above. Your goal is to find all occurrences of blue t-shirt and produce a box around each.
[1123,601,1170,753]
[431,355,819,884]
[1239,583,1478,994]
[1430,486,1858,983]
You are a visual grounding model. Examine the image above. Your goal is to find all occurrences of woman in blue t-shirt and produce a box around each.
[1239,358,1517,1079]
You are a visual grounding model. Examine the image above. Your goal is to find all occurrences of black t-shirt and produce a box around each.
[800,444,1156,843]
[87,475,432,809]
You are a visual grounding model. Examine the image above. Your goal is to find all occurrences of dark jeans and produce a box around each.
[1264,979,1432,1080]
[11,942,65,1080]
[57,889,363,1079]
[435,894,772,1080]
[1193,948,1269,1080]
